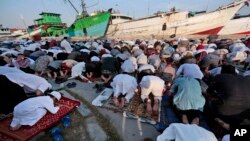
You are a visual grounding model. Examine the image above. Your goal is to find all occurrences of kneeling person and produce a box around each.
[140,75,165,116]
[10,91,61,131]
[111,74,137,108]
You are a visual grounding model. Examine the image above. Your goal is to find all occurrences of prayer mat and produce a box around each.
[100,91,161,124]
[92,88,113,107]
[0,96,80,141]
[156,94,210,132]
[124,93,161,125]
[101,95,129,113]
[76,76,102,83]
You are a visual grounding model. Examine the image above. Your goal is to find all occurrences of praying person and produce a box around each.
[2,72,52,96]
[10,91,61,131]
[32,52,54,76]
[140,75,165,116]
[176,62,204,80]
[169,77,205,125]
[111,74,137,108]
[60,37,73,53]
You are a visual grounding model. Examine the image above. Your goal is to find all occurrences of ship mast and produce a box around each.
[67,0,80,14]
[81,0,88,17]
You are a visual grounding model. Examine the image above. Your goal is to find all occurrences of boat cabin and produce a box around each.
[111,13,133,24]
[34,12,63,26]
[0,25,11,35]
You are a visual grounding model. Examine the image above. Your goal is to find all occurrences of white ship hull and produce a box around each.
[219,17,250,35]
[106,0,246,39]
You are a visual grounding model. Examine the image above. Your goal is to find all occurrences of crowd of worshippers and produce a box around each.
[1,36,250,140]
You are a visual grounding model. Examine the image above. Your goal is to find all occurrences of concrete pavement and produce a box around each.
[50,79,160,141]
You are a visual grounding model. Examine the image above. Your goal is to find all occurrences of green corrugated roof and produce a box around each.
[39,12,61,16]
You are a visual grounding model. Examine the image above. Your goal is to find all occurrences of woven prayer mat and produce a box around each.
[0,96,80,141]
[124,93,161,125]
[100,90,161,124]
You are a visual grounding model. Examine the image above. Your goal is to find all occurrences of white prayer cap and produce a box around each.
[178,36,188,41]
[133,49,143,57]
[116,53,129,61]
[207,43,217,49]
[101,54,112,58]
[114,45,121,49]
[148,40,156,46]
[243,70,250,77]
[50,91,61,101]
[91,56,100,62]
[121,59,136,73]
[97,45,104,51]
[92,42,99,48]
[132,45,140,52]
[173,53,181,61]
[140,41,147,46]
[137,54,148,65]
[206,48,215,54]
[126,41,135,46]
[138,64,155,73]
[3,41,12,44]
[234,39,242,43]
[40,41,46,45]
[84,42,91,48]
[148,45,154,48]
[232,52,247,62]
[80,49,90,54]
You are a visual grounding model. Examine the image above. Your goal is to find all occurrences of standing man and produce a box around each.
[60,37,73,53]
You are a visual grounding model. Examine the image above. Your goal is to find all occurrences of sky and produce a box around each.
[0,0,249,29]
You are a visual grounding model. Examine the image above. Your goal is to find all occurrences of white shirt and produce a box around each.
[25,43,41,51]
[60,39,73,53]
[138,64,155,73]
[70,62,86,78]
[176,63,204,79]
[229,43,249,53]
[10,96,59,127]
[111,74,137,95]
[209,67,239,76]
[140,76,165,97]
[137,53,147,65]
[47,48,63,58]
[1,50,19,56]
[3,72,52,93]
[148,54,161,69]
[0,66,24,75]
[157,123,217,141]
[121,59,136,73]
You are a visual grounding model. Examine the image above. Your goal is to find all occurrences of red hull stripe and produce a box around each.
[235,31,250,35]
[192,26,224,35]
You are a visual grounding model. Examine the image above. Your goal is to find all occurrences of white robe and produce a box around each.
[140,76,165,101]
[176,63,204,79]
[0,66,25,75]
[25,43,41,51]
[60,39,73,53]
[10,96,59,127]
[121,59,136,73]
[111,74,137,101]
[70,62,86,78]
[3,72,52,93]
[157,123,217,141]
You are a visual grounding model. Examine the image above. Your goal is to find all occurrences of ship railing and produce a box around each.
[218,0,246,10]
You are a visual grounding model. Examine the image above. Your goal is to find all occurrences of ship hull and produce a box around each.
[106,1,246,39]
[219,17,250,35]
[25,12,111,39]
[65,12,111,38]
